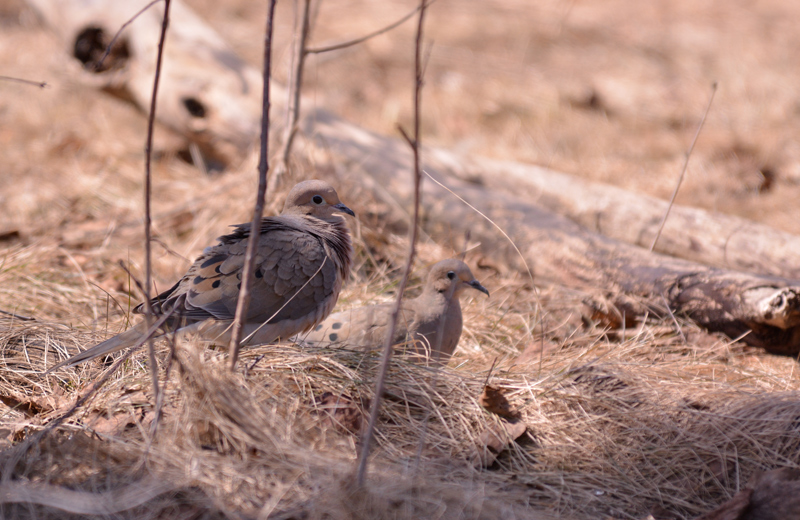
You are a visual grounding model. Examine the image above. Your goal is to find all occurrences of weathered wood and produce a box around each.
[304,109,800,355]
[25,0,283,168]
[435,153,800,280]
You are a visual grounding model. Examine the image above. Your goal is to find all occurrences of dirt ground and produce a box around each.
[2,0,800,519]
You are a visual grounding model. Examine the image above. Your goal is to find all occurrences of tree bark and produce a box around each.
[304,109,800,355]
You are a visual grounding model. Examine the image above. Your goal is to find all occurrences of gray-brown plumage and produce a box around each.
[47,180,354,372]
[299,259,489,362]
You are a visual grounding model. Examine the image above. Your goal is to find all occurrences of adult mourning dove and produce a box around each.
[47,180,355,372]
[299,259,489,362]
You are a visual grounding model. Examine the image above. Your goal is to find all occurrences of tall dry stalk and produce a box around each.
[356,0,429,487]
[142,0,172,422]
[306,2,431,54]
[273,0,432,190]
[271,0,311,192]
[228,0,278,370]
[649,81,717,252]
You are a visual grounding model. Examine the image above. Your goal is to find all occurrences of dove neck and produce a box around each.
[419,286,462,316]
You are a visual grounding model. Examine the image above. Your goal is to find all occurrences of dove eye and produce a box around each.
[447,271,456,280]
[312,195,324,205]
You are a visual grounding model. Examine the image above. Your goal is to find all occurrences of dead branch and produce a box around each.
[228,0,277,370]
[357,0,428,487]
[142,0,172,417]
[95,0,162,71]
[306,1,434,55]
[454,153,800,280]
[651,81,717,251]
[271,0,312,192]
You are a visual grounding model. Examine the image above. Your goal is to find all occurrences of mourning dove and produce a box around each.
[47,180,355,372]
[299,259,489,362]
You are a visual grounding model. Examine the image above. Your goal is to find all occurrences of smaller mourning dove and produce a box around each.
[47,180,354,373]
[299,259,489,362]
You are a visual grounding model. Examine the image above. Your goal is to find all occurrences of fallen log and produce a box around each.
[305,109,800,355]
[25,0,281,170]
[436,153,800,280]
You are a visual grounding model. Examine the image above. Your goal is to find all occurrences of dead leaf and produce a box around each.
[479,385,520,420]
[0,394,52,417]
[472,419,528,468]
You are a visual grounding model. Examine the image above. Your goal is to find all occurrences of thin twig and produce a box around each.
[0,76,47,88]
[229,0,277,371]
[271,0,312,191]
[649,81,718,252]
[356,0,428,487]
[482,357,499,387]
[96,0,163,71]
[422,170,535,285]
[150,324,178,439]
[306,0,437,55]
[0,309,34,321]
[142,0,172,413]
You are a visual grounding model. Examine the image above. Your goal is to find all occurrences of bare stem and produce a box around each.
[142,0,172,418]
[273,0,312,190]
[149,328,177,441]
[649,81,718,252]
[356,0,428,487]
[229,0,277,370]
[306,0,436,55]
[0,75,47,88]
[96,0,163,71]
[0,309,34,321]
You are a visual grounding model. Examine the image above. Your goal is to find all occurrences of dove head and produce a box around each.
[427,259,490,298]
[282,180,356,222]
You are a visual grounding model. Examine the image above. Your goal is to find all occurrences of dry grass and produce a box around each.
[3,0,800,519]
[2,254,800,519]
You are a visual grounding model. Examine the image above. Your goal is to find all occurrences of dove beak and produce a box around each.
[467,280,490,296]
[333,203,356,217]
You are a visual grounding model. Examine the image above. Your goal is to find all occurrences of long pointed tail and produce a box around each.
[45,324,148,374]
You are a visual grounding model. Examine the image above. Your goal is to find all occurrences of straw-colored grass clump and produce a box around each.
[1,222,799,520]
